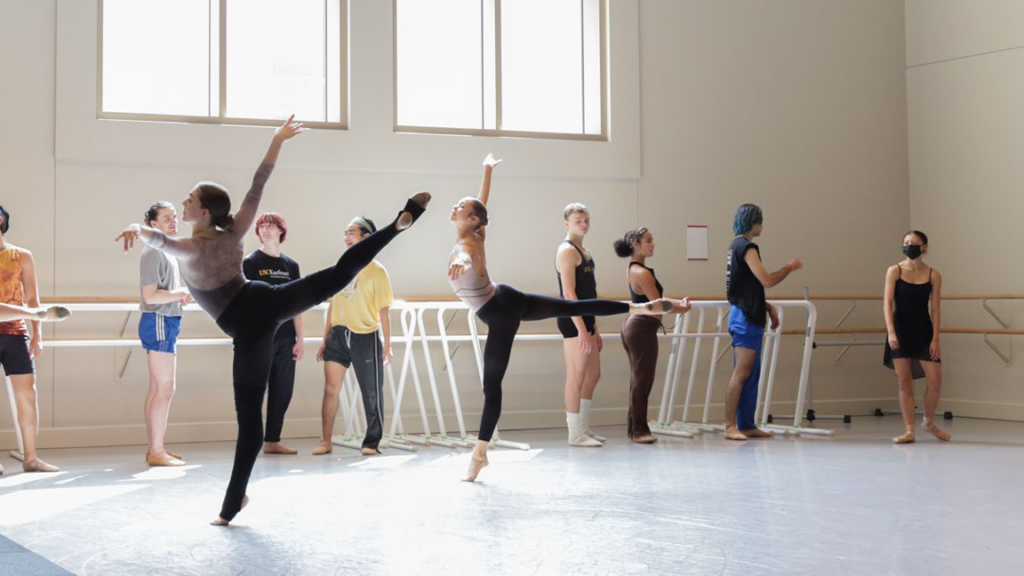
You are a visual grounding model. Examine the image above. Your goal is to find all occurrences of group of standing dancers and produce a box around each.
[0,116,950,524]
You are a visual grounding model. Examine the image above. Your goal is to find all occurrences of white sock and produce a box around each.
[567,412,581,437]
[579,399,593,432]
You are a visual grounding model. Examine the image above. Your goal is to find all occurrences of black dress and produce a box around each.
[883,266,940,380]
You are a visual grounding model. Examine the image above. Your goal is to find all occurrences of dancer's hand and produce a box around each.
[888,332,899,350]
[292,340,305,361]
[383,346,394,365]
[929,339,940,361]
[316,343,326,362]
[115,224,142,253]
[274,114,305,142]
[786,258,803,272]
[578,331,593,354]
[448,256,471,280]
[29,337,43,360]
[180,293,194,306]
[674,297,693,314]
[594,330,604,352]
[768,305,780,331]
[482,154,503,169]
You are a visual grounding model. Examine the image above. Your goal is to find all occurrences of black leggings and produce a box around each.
[263,332,296,443]
[473,284,630,442]
[214,218,404,521]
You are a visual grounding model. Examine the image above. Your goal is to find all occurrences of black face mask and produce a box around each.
[903,245,923,260]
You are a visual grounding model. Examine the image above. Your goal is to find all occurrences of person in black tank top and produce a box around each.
[614,227,692,443]
[884,230,950,444]
[556,204,607,447]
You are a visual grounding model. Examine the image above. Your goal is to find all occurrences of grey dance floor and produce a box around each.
[0,416,1021,576]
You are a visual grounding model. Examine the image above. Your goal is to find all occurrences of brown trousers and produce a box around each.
[621,315,662,438]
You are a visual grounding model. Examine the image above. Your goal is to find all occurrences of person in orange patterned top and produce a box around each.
[0,205,71,476]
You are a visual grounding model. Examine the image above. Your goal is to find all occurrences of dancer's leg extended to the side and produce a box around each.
[0,303,70,323]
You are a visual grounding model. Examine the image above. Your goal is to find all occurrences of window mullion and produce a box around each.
[219,0,227,119]
[494,0,502,131]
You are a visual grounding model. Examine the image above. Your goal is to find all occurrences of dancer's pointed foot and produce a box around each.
[212,496,248,526]
[397,192,431,230]
[312,441,333,456]
[923,421,951,442]
[463,454,489,482]
[630,298,673,316]
[893,430,916,444]
[35,306,71,322]
[631,434,658,444]
[23,458,59,472]
[263,442,297,455]
[724,427,748,441]
[740,428,773,438]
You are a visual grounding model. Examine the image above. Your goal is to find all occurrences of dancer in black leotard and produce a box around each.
[447,155,671,482]
[883,230,949,444]
[116,117,431,524]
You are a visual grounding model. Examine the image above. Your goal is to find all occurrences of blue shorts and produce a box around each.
[139,312,182,354]
[728,306,765,351]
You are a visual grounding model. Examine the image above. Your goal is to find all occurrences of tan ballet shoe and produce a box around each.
[361,447,378,456]
[630,298,673,316]
[724,427,748,441]
[631,435,658,444]
[147,453,185,467]
[312,442,333,456]
[463,454,489,482]
[263,442,298,455]
[22,458,60,473]
[212,495,248,526]
[146,450,183,462]
[36,306,72,322]
[740,428,773,439]
[0,461,4,475]
[892,431,916,444]
[923,422,951,442]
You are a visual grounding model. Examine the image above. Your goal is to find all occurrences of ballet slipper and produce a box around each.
[463,454,489,482]
[740,428,773,439]
[212,496,248,526]
[396,192,431,230]
[630,299,673,316]
[923,421,951,442]
[631,435,658,444]
[22,458,59,473]
[584,430,606,443]
[0,461,4,475]
[361,447,378,456]
[147,453,185,467]
[312,442,333,456]
[569,432,603,447]
[146,450,183,462]
[892,431,916,444]
[263,442,297,455]
[724,427,748,441]
[36,306,71,322]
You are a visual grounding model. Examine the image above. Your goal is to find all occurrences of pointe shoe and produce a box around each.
[893,431,915,444]
[584,430,606,443]
[396,192,431,230]
[263,442,298,455]
[361,447,378,456]
[147,453,185,467]
[740,428,773,439]
[724,427,748,442]
[631,434,658,444]
[631,298,673,316]
[463,454,489,482]
[569,432,603,447]
[923,422,951,442]
[312,442,333,456]
[22,458,59,473]
[212,496,248,526]
[36,306,72,322]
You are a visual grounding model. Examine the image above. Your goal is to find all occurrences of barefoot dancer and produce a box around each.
[884,230,949,444]
[313,217,394,457]
[242,213,303,456]
[448,155,671,481]
[556,204,605,447]
[139,202,191,466]
[724,204,801,442]
[615,227,692,444]
[115,117,430,524]
[0,205,69,476]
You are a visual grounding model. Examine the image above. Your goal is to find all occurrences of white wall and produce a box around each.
[905,0,1024,420]
[0,0,912,450]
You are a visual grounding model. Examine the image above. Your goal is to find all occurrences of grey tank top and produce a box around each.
[448,261,496,312]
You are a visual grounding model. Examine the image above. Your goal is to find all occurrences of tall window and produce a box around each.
[100,0,346,127]
[395,0,605,140]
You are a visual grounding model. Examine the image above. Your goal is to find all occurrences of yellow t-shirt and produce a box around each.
[329,260,394,334]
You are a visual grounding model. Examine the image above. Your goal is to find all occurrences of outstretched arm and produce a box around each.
[115,224,199,259]
[232,115,305,238]
[745,249,802,289]
[477,154,502,206]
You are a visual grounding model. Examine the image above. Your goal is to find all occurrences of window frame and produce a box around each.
[392,0,607,141]
[96,0,348,130]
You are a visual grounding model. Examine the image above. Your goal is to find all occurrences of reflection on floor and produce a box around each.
[1,416,1022,576]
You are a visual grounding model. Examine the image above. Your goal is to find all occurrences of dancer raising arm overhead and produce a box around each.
[116,116,430,524]
[447,155,671,482]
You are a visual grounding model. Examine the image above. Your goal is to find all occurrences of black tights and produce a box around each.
[474,284,630,442]
[214,218,404,521]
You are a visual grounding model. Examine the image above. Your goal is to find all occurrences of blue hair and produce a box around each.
[732,204,763,236]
